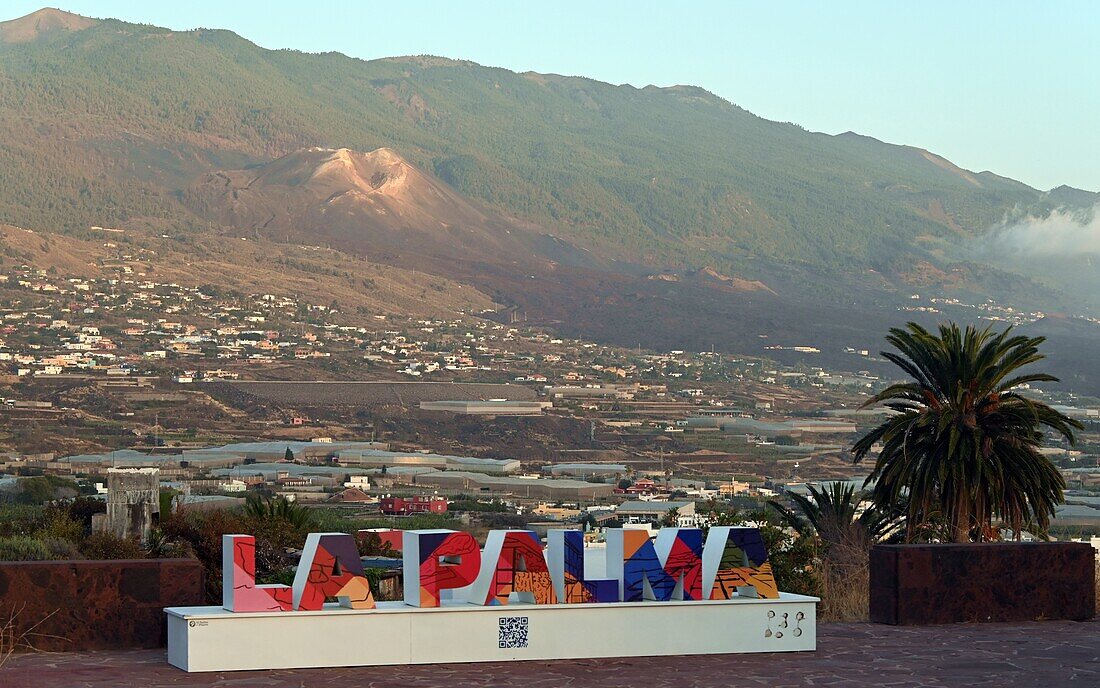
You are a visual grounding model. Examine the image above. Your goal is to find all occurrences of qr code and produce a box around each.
[498,616,529,649]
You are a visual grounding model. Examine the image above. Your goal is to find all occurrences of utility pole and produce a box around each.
[660,444,665,488]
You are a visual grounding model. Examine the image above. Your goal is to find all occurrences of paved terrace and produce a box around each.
[4,620,1097,687]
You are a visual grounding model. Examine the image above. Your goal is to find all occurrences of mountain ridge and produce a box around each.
[0,7,1089,275]
[0,7,96,43]
[0,7,1097,388]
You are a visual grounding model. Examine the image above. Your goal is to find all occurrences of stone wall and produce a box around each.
[0,559,203,651]
[870,542,1096,625]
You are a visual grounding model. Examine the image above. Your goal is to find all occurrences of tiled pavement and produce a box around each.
[3,620,1097,687]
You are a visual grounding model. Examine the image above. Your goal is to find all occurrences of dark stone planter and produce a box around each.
[870,542,1096,625]
[0,558,204,651]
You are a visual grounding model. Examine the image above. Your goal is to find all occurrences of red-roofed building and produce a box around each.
[328,488,373,503]
[614,478,665,495]
[380,496,447,515]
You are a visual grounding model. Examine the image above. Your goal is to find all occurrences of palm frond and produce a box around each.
[850,321,1077,542]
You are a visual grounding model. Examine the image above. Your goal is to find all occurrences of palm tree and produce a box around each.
[244,494,317,531]
[852,322,1082,542]
[144,528,188,558]
[768,482,901,550]
[660,507,680,528]
[769,482,899,622]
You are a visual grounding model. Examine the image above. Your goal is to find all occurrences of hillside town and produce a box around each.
[1,261,1097,542]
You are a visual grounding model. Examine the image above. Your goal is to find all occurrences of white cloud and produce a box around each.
[987,205,1100,256]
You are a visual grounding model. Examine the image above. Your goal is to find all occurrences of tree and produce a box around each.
[357,531,397,557]
[15,477,56,505]
[767,484,896,621]
[852,322,1082,542]
[768,482,900,551]
[660,507,680,528]
[284,446,295,462]
[244,494,317,532]
[159,488,179,517]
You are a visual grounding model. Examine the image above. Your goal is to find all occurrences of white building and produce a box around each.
[615,500,698,528]
[344,475,372,490]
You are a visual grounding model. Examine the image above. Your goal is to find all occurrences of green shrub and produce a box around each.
[162,507,253,603]
[12,476,79,505]
[0,536,72,561]
[66,497,106,530]
[0,505,46,537]
[144,528,190,559]
[39,537,84,560]
[257,567,296,587]
[80,531,146,560]
[159,488,178,517]
[321,513,459,532]
[363,568,396,601]
[0,536,51,561]
[35,508,85,543]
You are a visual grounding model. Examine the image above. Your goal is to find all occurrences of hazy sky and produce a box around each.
[6,1,1099,191]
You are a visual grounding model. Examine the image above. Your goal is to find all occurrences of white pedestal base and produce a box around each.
[166,594,817,672]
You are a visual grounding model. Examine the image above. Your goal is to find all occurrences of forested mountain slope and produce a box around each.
[0,8,1083,278]
[1,8,1098,393]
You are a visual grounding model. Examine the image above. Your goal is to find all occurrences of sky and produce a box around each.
[5,1,1099,192]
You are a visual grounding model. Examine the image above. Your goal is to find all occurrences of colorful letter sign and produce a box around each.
[222,534,293,612]
[402,529,482,607]
[703,526,779,599]
[654,528,705,601]
[470,530,556,605]
[222,525,780,613]
[187,525,813,673]
[546,529,619,603]
[606,529,678,601]
[294,533,376,611]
